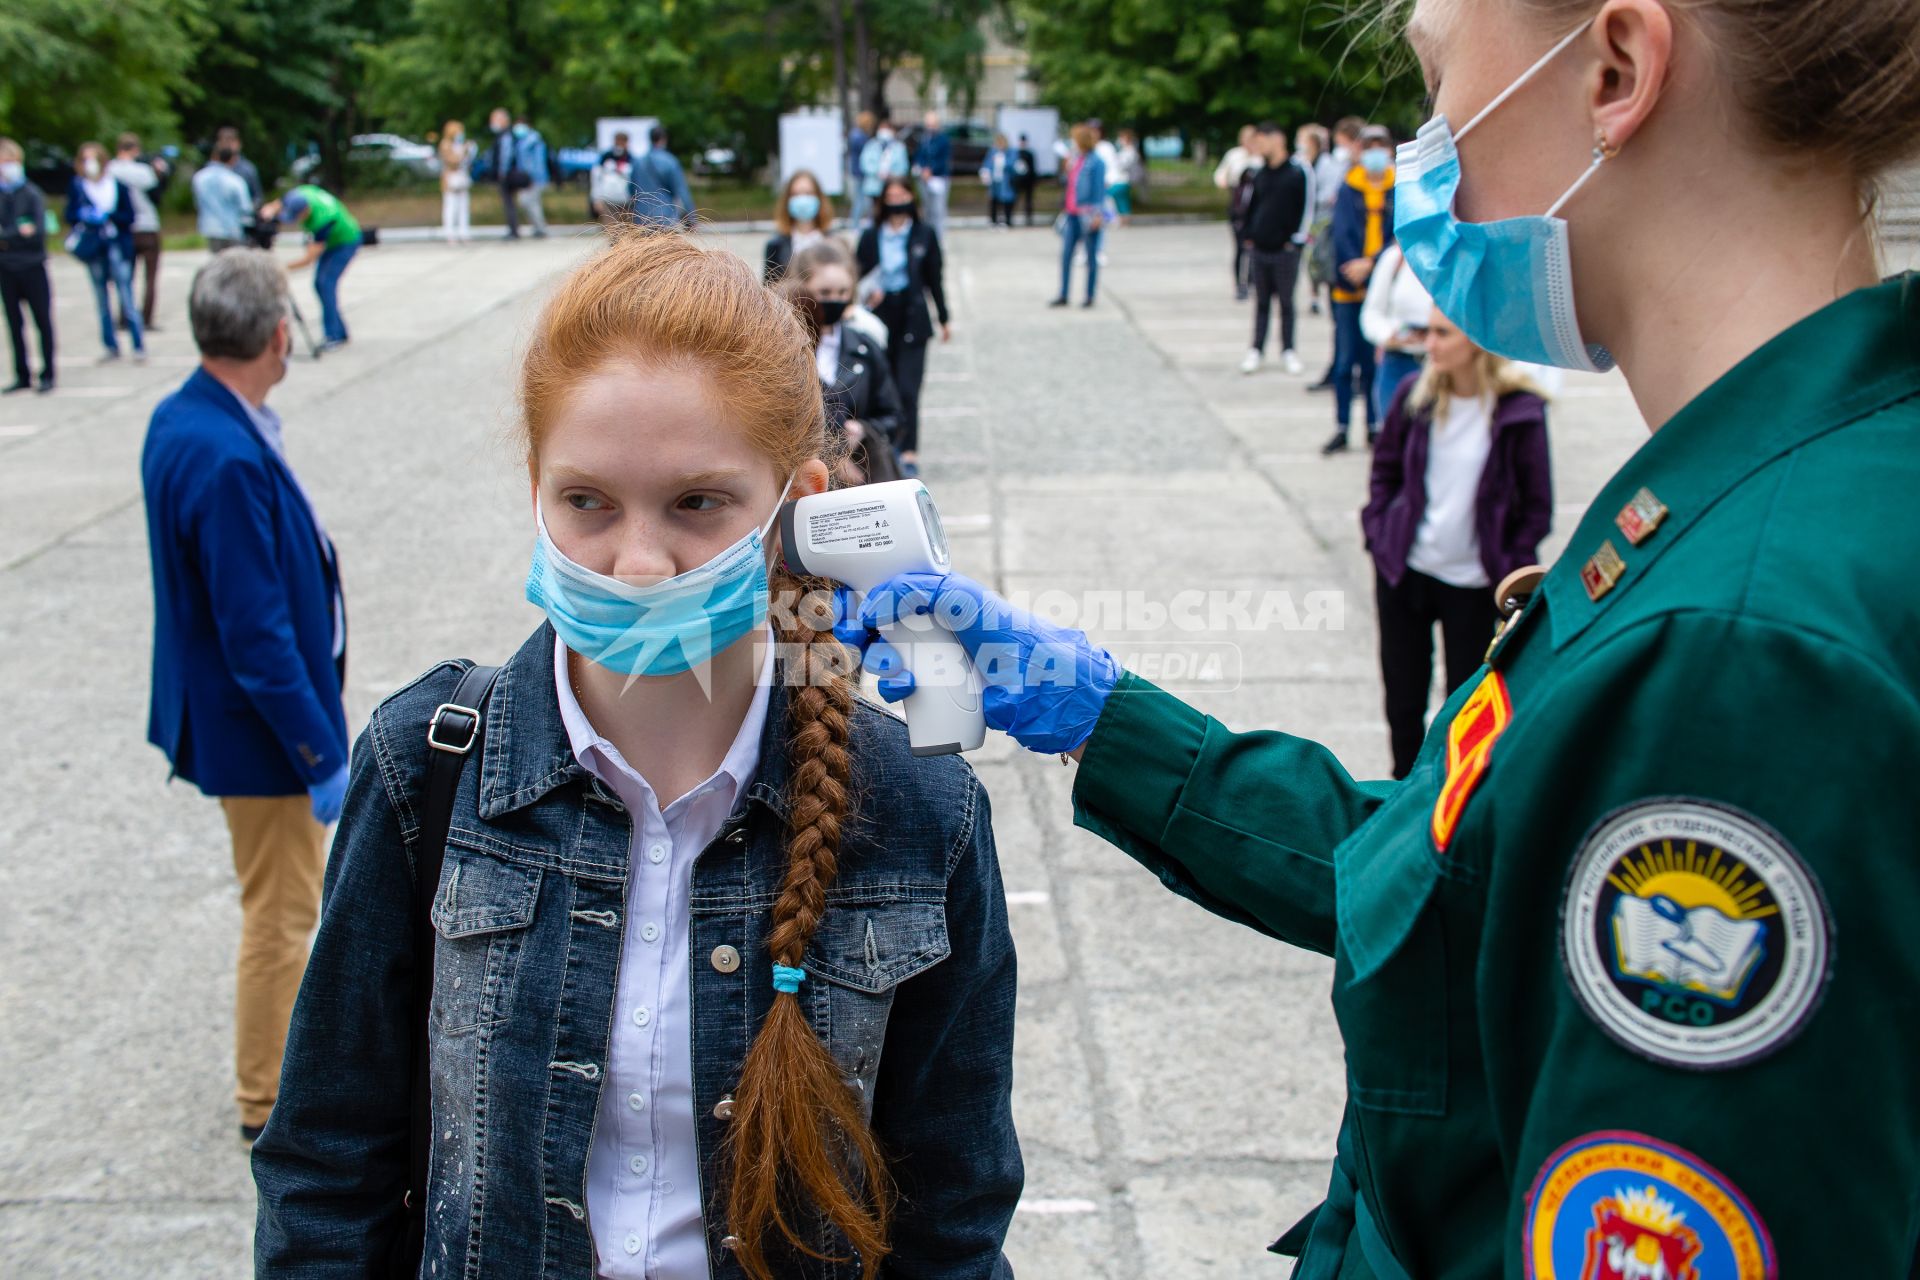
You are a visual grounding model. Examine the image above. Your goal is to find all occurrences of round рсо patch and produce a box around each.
[1559,799,1831,1070]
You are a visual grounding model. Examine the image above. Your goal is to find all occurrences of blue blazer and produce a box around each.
[143,368,348,796]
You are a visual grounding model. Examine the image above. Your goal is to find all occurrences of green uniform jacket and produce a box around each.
[1073,277,1920,1277]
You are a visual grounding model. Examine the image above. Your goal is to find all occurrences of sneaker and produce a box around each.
[96,350,122,365]
[36,379,54,395]
[132,350,148,365]
[1239,349,1262,375]
[1320,431,1350,456]
[1046,297,1068,308]
[1281,349,1304,376]
[1234,288,1249,302]
[1081,297,1095,308]
[1309,300,1322,316]
[1305,378,1333,394]
[318,338,349,353]
[3,380,28,395]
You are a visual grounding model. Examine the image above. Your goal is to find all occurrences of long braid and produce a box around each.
[723,568,892,1280]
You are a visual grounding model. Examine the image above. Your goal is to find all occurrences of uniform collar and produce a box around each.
[1541,274,1920,650]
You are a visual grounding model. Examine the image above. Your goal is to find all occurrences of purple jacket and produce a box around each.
[1361,376,1553,588]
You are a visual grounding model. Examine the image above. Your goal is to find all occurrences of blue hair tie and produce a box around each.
[771,964,807,995]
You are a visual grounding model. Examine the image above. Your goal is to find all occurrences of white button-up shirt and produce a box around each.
[557,635,773,1278]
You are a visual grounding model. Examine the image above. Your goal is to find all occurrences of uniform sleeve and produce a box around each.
[253,712,420,1274]
[873,776,1021,1278]
[1072,675,1394,954]
[922,229,949,325]
[1493,611,1920,1274]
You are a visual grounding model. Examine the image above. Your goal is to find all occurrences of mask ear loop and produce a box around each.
[1455,17,1597,143]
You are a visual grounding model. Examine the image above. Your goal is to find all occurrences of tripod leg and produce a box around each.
[287,297,322,359]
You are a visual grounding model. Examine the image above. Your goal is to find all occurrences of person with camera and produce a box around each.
[261,187,362,352]
[143,248,348,1145]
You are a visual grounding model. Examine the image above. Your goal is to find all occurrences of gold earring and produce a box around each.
[1595,130,1621,161]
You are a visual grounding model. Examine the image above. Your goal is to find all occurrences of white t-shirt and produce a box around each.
[1406,392,1495,589]
[108,158,161,232]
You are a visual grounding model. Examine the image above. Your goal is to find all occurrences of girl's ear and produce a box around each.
[794,458,831,499]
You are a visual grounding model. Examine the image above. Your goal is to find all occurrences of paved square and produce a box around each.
[0,222,1647,1276]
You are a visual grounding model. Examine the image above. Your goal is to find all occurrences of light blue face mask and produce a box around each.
[1393,18,1614,373]
[787,192,821,223]
[526,476,794,677]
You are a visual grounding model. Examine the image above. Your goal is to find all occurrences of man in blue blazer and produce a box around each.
[142,248,348,1143]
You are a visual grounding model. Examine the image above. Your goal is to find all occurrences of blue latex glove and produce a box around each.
[858,571,1121,755]
[80,206,109,227]
[308,764,349,826]
[830,584,872,653]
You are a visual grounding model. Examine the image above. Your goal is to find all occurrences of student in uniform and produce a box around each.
[782,238,905,486]
[253,231,1020,1279]
[851,0,1920,1272]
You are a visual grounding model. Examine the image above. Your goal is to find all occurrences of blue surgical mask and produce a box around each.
[1359,149,1389,178]
[787,193,821,223]
[526,476,794,677]
[0,163,22,187]
[512,123,529,139]
[1393,19,1613,373]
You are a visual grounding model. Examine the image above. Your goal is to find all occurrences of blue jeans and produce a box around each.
[87,243,143,355]
[1331,300,1375,432]
[1375,349,1423,422]
[314,241,358,343]
[1058,214,1102,302]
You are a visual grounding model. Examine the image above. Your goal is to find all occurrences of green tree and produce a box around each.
[1010,0,1424,154]
[0,0,207,150]
[179,0,410,189]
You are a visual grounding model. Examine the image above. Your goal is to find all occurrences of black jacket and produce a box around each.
[0,182,49,268]
[1243,160,1311,252]
[856,218,949,342]
[823,323,903,441]
[763,233,795,283]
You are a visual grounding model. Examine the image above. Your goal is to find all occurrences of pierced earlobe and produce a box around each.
[1595,130,1621,161]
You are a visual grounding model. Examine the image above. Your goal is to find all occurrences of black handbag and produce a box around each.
[384,662,500,1277]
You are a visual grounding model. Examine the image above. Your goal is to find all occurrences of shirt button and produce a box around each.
[721,1236,743,1252]
[629,1155,649,1175]
[627,1092,646,1112]
[632,1006,652,1027]
[647,843,666,864]
[710,945,741,974]
[641,922,660,943]
[624,1233,641,1255]
[659,1180,675,1195]
[713,1095,735,1120]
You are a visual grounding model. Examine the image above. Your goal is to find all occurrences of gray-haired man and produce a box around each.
[142,248,348,1143]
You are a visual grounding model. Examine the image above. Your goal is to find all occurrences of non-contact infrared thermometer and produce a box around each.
[778,480,987,756]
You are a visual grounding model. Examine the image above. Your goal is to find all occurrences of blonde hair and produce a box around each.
[1408,347,1543,418]
[517,229,883,1279]
[774,169,835,236]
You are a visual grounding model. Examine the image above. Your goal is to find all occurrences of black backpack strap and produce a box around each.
[400,662,500,1260]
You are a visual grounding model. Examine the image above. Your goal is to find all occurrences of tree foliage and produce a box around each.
[1010,0,1424,152]
[0,0,207,149]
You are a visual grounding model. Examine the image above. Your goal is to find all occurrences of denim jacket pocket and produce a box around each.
[429,841,543,1035]
[806,902,950,1117]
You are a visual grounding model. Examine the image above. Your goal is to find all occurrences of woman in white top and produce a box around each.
[1360,242,1434,423]
[438,120,476,243]
[1360,307,1552,776]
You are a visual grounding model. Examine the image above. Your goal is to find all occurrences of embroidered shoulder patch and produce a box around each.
[1524,1130,1776,1279]
[1560,799,1831,1070]
[1431,670,1512,852]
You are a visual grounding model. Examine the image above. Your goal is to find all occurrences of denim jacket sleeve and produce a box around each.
[252,673,445,1274]
[868,775,1022,1278]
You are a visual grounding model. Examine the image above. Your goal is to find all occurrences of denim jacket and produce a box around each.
[253,623,1022,1278]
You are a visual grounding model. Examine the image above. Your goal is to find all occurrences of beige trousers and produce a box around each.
[220,795,328,1128]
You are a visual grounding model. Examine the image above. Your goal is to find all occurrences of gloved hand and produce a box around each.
[308,764,349,826]
[830,584,871,653]
[80,206,109,227]
[858,571,1122,755]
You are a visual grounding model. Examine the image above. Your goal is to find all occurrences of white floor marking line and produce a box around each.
[1016,1198,1100,1215]
[1005,890,1051,906]
[0,425,44,438]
